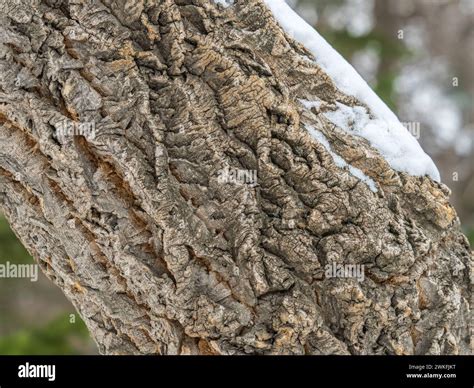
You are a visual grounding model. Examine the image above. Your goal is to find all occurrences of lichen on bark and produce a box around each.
[0,0,471,355]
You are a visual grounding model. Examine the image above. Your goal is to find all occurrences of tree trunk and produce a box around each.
[0,0,471,355]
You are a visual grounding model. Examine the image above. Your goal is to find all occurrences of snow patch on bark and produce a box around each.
[305,124,378,192]
[322,102,440,180]
[213,0,234,8]
[264,0,440,182]
[299,98,322,110]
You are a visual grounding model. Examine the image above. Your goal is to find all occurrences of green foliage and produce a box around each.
[0,214,32,265]
[0,314,91,355]
[465,227,474,247]
[0,214,94,354]
[321,29,411,111]
[324,30,410,62]
[375,69,399,113]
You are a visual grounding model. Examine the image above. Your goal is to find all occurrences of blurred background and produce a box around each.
[0,0,472,354]
[0,216,96,354]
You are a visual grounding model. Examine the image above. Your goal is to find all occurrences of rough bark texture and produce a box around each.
[0,0,471,355]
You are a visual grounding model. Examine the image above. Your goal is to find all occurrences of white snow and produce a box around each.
[263,0,440,182]
[305,124,378,192]
[213,0,234,8]
[299,98,322,111]
[320,102,440,179]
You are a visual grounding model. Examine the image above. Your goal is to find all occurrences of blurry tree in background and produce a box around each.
[0,0,472,354]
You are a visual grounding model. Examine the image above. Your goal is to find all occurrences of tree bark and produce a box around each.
[0,0,471,355]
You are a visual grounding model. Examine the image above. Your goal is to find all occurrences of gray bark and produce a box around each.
[0,0,471,355]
